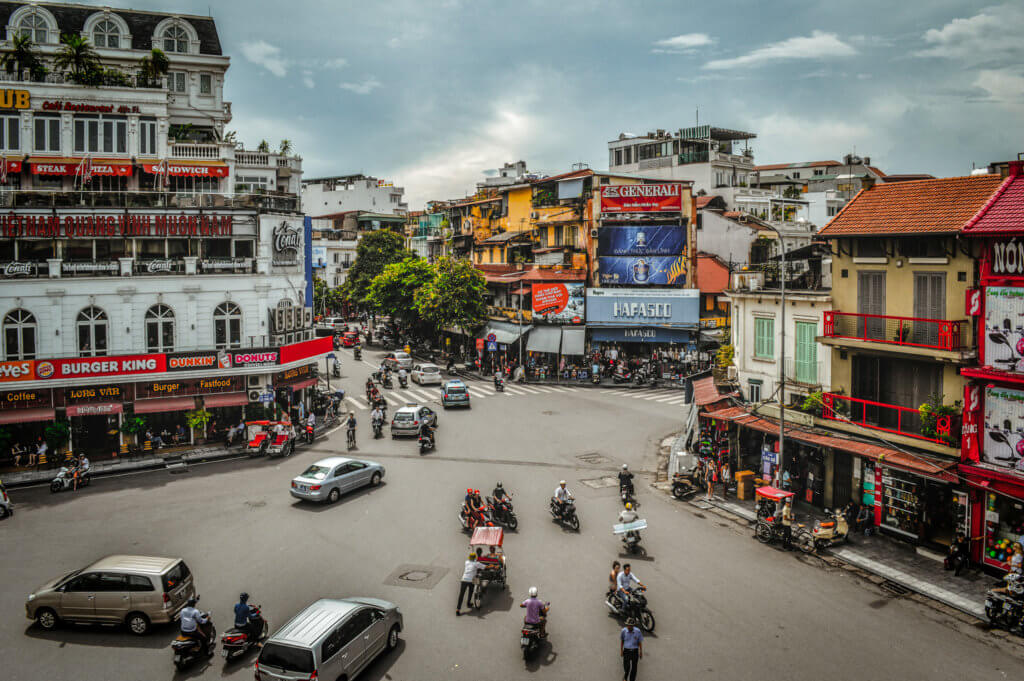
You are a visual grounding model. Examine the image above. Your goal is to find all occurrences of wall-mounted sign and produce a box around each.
[2,262,39,278]
[31,161,132,176]
[586,288,700,328]
[273,364,315,386]
[64,384,126,403]
[0,213,234,238]
[62,261,119,275]
[40,100,140,114]
[597,255,688,285]
[0,360,35,382]
[982,386,1024,473]
[600,184,685,213]
[37,354,166,380]
[988,238,1024,278]
[966,287,982,316]
[272,220,301,265]
[984,286,1024,370]
[531,283,585,324]
[0,89,30,110]
[270,306,312,335]
[312,246,327,267]
[598,224,686,256]
[231,349,279,368]
[141,163,229,177]
[136,376,242,399]
[0,388,50,409]
[166,350,232,372]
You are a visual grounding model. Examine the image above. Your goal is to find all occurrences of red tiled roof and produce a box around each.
[867,166,887,178]
[723,210,742,218]
[534,169,593,184]
[818,175,1005,237]
[474,264,518,275]
[755,160,840,171]
[697,253,730,293]
[519,268,587,282]
[696,196,716,209]
[693,376,723,407]
[962,163,1023,234]
[704,406,958,481]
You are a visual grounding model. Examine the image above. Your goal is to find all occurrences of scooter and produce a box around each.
[399,374,409,388]
[489,495,519,530]
[985,574,1024,632]
[494,375,505,392]
[353,346,362,361]
[0,482,12,519]
[50,466,90,493]
[382,373,394,389]
[549,498,580,531]
[619,481,636,507]
[614,517,647,554]
[604,586,655,632]
[520,604,550,659]
[798,508,850,553]
[418,433,434,454]
[372,418,383,439]
[671,473,698,499]
[446,361,458,376]
[332,362,341,378]
[304,423,315,444]
[220,606,268,662]
[172,606,216,670]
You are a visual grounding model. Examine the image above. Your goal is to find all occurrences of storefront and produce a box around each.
[477,321,531,373]
[585,287,699,358]
[62,384,128,456]
[273,364,319,422]
[0,387,54,465]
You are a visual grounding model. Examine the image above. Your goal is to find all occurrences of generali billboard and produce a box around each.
[600,184,685,213]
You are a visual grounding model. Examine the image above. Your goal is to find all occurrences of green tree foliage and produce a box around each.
[138,48,170,86]
[54,33,100,83]
[342,230,415,304]
[414,256,488,334]
[313,278,344,315]
[257,139,270,153]
[366,258,437,331]
[1,34,46,80]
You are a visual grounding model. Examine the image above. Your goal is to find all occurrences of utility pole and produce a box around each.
[767,225,786,483]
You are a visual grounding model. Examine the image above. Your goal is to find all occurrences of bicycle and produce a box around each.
[347,428,356,450]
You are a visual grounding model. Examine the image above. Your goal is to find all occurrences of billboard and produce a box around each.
[984,286,1024,371]
[586,288,699,328]
[35,354,166,380]
[597,256,687,285]
[600,184,685,213]
[531,283,585,324]
[598,224,686,256]
[983,386,1024,473]
[311,245,327,268]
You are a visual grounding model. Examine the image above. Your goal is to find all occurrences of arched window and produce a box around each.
[93,19,120,48]
[145,304,174,353]
[3,309,36,360]
[162,25,189,53]
[18,13,49,43]
[77,306,108,357]
[213,302,241,349]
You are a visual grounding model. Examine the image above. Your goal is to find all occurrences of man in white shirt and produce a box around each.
[616,563,644,610]
[179,597,210,649]
[553,480,573,516]
[456,553,485,615]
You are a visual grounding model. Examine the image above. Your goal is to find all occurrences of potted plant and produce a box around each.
[43,420,71,462]
[185,408,212,444]
[119,416,147,449]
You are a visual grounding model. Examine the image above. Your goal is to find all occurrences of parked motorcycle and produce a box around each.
[798,508,849,553]
[489,495,519,531]
[671,472,698,499]
[986,573,1024,632]
[612,366,632,384]
[172,611,216,670]
[50,466,90,493]
[220,606,267,662]
[418,433,434,455]
[520,603,549,659]
[549,498,580,531]
[604,586,655,632]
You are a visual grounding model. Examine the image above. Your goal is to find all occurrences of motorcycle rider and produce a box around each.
[553,480,573,517]
[615,563,644,612]
[370,405,385,435]
[492,481,510,506]
[461,488,474,525]
[306,412,316,441]
[233,592,259,641]
[520,586,549,638]
[365,377,375,401]
[494,368,504,390]
[418,419,435,448]
[398,366,408,386]
[618,463,635,498]
[618,502,641,546]
[180,597,211,652]
[73,455,90,490]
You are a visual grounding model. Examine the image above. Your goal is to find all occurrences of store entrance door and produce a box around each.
[833,452,853,508]
[923,481,954,548]
[72,415,119,457]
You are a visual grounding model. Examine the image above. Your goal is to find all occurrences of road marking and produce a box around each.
[530,386,557,393]
[346,396,368,410]
[515,385,544,394]
[503,386,530,396]
[472,385,496,395]
[406,388,436,402]
[466,389,487,398]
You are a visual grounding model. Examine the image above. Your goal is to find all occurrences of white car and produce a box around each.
[411,363,442,385]
[384,351,413,371]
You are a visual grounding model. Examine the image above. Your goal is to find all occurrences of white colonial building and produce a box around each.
[303,174,407,216]
[0,2,322,458]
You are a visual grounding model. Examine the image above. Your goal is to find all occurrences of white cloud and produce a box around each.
[652,33,716,53]
[704,30,856,70]
[340,77,382,95]
[974,69,1024,106]
[321,58,348,69]
[302,70,315,89]
[916,5,1024,61]
[240,40,288,77]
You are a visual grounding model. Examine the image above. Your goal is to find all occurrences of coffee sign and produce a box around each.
[0,388,50,409]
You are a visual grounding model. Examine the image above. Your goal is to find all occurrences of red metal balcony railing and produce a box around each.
[820,392,960,446]
[822,311,968,351]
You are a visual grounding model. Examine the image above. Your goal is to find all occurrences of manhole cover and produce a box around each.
[576,453,611,465]
[383,564,448,590]
[245,500,266,509]
[879,580,909,596]
[579,475,618,489]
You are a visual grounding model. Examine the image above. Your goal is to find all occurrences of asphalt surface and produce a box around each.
[1,347,1023,681]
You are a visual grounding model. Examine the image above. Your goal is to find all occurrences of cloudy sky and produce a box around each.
[92,0,1024,208]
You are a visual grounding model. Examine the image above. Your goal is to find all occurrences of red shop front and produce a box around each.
[959,159,1024,573]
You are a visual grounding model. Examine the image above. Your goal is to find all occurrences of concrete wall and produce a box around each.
[697,211,759,266]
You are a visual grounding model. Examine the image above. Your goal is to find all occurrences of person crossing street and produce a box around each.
[620,617,643,681]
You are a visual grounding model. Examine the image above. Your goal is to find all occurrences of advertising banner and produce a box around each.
[586,288,699,328]
[984,286,1024,370]
[312,245,327,268]
[0,359,36,382]
[982,386,1024,473]
[598,224,686,256]
[166,350,233,372]
[0,388,51,410]
[599,184,685,213]
[231,349,279,368]
[279,336,332,364]
[36,354,165,380]
[531,283,585,324]
[597,256,688,285]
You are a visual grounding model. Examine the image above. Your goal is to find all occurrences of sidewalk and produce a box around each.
[696,493,989,619]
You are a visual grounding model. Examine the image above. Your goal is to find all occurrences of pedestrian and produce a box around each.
[781,497,794,550]
[782,468,792,491]
[620,617,643,681]
[456,552,484,615]
[705,461,717,500]
[720,461,731,499]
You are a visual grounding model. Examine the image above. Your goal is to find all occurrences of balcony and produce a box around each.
[784,358,824,387]
[820,311,972,361]
[820,392,960,448]
[170,143,222,160]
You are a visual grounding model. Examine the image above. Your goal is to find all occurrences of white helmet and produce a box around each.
[622,464,628,470]
[559,480,566,486]
[529,586,538,597]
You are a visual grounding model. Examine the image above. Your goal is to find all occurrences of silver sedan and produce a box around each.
[290,457,385,503]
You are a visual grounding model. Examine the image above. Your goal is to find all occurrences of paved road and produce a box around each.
[1,347,1022,681]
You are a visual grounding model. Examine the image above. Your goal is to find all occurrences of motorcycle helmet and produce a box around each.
[622,464,628,470]
[467,488,473,495]
[625,502,632,510]
[559,480,566,486]
[496,482,502,488]
[186,597,197,607]
[529,586,538,597]
[239,592,249,603]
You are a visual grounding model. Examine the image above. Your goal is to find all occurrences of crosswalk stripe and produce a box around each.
[531,386,557,393]
[466,389,487,398]
[654,395,682,402]
[473,385,496,395]
[404,389,434,402]
[516,385,544,394]
[663,398,689,405]
[346,396,367,410]
[503,386,530,396]
[643,393,668,401]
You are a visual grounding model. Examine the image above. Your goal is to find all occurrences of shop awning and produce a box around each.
[291,378,318,391]
[201,392,249,408]
[133,396,196,414]
[2,157,23,174]
[66,402,123,417]
[482,321,531,344]
[561,328,586,356]
[30,158,132,176]
[141,161,229,178]
[527,326,562,354]
[0,408,54,424]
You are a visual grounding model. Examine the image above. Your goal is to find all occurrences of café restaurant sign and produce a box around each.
[41,100,140,114]
[600,183,685,213]
[0,213,235,238]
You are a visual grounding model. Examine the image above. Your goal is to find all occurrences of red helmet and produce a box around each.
[467,488,473,494]
[474,489,480,495]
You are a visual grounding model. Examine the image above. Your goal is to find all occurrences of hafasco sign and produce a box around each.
[36,354,166,379]
[586,288,700,328]
[232,350,279,368]
[990,238,1024,277]
[0,89,30,110]
[600,184,685,213]
[0,360,35,382]
[612,301,674,319]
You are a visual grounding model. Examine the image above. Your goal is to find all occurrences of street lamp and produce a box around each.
[765,223,786,483]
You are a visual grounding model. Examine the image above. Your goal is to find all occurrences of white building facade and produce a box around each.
[302,175,407,216]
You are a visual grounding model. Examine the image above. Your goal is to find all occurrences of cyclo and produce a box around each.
[753,486,810,546]
[468,526,507,609]
[245,420,290,458]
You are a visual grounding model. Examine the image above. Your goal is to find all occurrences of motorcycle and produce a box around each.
[382,374,394,389]
[446,361,458,376]
[304,423,315,444]
[798,508,850,553]
[399,374,409,388]
[671,472,698,499]
[612,366,632,384]
[220,606,268,662]
[619,480,636,507]
[458,505,494,532]
[604,586,655,632]
[549,498,580,531]
[353,346,362,361]
[172,610,216,670]
[418,433,434,454]
[372,418,384,439]
[985,574,1024,632]
[489,495,519,531]
[332,362,341,378]
[494,375,505,392]
[50,466,90,493]
[520,604,549,659]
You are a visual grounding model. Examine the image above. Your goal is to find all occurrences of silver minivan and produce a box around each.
[256,598,402,681]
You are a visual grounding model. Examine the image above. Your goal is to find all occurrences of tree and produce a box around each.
[782,185,802,199]
[221,129,239,145]
[257,139,270,153]
[313,277,344,315]
[138,48,169,87]
[414,256,488,335]
[279,139,293,155]
[366,257,436,331]
[1,34,45,81]
[342,230,416,305]
[54,33,100,83]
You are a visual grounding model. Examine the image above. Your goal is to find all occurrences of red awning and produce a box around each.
[66,403,123,417]
[31,158,132,176]
[201,392,249,408]
[291,378,318,391]
[133,396,196,414]
[0,407,54,424]
[142,162,229,178]
[511,287,531,295]
[2,159,22,173]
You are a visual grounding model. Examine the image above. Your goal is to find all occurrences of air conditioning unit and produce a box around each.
[530,212,538,220]
[590,228,599,238]
[727,366,737,381]
[302,308,313,327]
[274,307,286,333]
[247,375,263,388]
[248,390,262,402]
[271,334,285,346]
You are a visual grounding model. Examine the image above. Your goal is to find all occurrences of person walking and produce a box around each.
[620,617,643,681]
[720,461,731,499]
[456,552,484,616]
[781,497,794,550]
[705,461,717,500]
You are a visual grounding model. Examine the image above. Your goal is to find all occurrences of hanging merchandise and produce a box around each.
[881,467,921,539]
[984,492,1024,570]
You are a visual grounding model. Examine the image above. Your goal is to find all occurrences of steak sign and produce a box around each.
[600,184,685,213]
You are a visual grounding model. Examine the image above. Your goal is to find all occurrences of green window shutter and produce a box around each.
[795,321,817,383]
[755,318,774,358]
